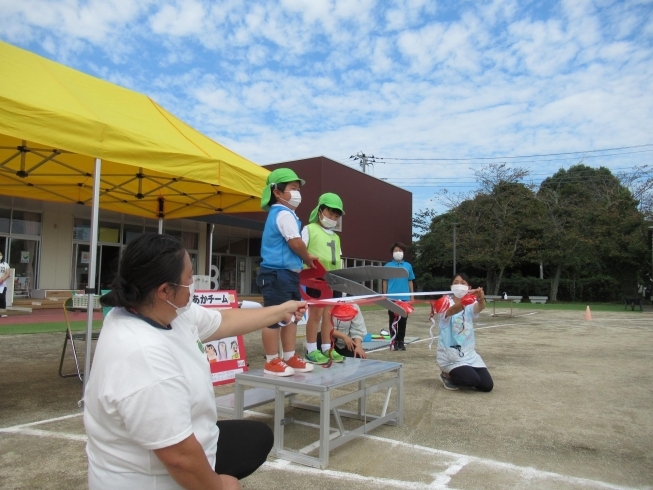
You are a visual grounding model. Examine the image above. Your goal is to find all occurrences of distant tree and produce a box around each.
[537,164,648,300]
[414,164,542,294]
[617,165,653,220]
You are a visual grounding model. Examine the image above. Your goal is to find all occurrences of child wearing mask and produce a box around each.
[257,168,318,376]
[381,242,415,351]
[434,273,493,392]
[0,252,9,314]
[302,193,346,364]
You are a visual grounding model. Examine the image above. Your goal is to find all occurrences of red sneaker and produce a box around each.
[263,357,295,377]
[284,354,314,373]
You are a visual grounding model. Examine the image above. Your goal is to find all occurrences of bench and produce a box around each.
[624,297,643,312]
[529,296,548,304]
[485,295,521,317]
[215,387,293,418]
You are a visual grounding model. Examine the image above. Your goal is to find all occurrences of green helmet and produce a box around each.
[260,168,306,210]
[309,192,345,223]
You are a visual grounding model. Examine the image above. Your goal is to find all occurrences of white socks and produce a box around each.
[306,342,318,353]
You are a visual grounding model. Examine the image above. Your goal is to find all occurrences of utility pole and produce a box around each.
[453,223,459,276]
[350,152,376,173]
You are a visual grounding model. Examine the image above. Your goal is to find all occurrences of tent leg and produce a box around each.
[158,218,163,234]
[81,158,101,408]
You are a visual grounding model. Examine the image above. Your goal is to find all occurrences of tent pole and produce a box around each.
[158,219,163,234]
[81,158,102,407]
[208,224,214,276]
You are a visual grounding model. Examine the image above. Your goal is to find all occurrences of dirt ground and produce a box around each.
[1,306,652,489]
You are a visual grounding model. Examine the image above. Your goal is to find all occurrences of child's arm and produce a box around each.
[287,238,318,267]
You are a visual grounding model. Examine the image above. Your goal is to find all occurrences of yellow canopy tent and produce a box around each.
[0,41,269,399]
[0,41,268,218]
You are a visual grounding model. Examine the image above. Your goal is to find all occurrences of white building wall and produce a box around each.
[40,210,73,289]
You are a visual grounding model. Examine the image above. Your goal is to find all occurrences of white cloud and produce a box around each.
[0,0,651,211]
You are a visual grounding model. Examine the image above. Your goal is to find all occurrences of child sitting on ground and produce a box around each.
[316,304,367,359]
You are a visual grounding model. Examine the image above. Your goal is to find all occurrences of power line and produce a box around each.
[373,144,653,162]
[349,152,376,173]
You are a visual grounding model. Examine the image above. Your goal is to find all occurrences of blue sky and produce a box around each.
[1,0,652,215]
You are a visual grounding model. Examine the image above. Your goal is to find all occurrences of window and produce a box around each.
[0,208,10,234]
[123,224,143,245]
[73,218,91,241]
[182,231,198,251]
[11,210,41,236]
[98,221,120,243]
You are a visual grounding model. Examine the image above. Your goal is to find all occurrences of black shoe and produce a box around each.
[398,342,406,351]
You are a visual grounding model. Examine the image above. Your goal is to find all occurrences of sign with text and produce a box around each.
[195,289,247,386]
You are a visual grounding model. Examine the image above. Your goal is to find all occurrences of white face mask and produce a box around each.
[167,282,195,316]
[320,213,338,229]
[451,284,469,298]
[393,251,404,261]
[283,190,301,208]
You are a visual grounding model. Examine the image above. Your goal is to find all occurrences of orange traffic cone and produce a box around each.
[584,306,592,321]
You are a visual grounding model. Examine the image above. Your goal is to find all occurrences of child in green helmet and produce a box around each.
[301,193,346,364]
[257,168,318,376]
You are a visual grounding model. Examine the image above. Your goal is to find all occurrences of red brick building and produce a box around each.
[198,156,413,294]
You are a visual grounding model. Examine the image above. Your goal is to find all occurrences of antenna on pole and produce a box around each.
[350,152,376,173]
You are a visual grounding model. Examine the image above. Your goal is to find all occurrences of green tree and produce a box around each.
[537,164,648,300]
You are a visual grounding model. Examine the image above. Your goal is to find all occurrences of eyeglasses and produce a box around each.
[171,283,192,288]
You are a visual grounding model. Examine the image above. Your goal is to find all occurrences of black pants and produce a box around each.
[387,310,407,343]
[215,420,273,479]
[0,288,6,309]
[316,332,356,358]
[449,366,494,392]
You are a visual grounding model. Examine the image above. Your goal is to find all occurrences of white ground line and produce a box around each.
[0,412,82,430]
[247,410,640,490]
[1,411,642,490]
[0,427,87,442]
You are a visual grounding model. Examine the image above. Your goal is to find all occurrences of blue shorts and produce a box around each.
[256,267,300,329]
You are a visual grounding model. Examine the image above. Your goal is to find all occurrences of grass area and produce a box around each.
[0,320,103,335]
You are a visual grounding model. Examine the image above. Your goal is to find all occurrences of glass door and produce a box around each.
[236,256,247,296]
[73,244,120,292]
[9,238,40,297]
[98,245,120,292]
[219,255,237,291]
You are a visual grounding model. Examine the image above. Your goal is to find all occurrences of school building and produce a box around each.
[1,156,412,301]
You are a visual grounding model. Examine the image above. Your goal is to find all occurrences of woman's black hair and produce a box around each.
[390,242,408,253]
[267,182,289,207]
[451,273,471,285]
[101,233,186,309]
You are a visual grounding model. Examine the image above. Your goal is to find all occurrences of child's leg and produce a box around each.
[320,307,344,362]
[262,326,281,357]
[280,322,314,372]
[279,322,298,352]
[319,307,333,351]
[305,306,324,351]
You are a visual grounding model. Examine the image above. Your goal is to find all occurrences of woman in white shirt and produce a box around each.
[85,233,305,490]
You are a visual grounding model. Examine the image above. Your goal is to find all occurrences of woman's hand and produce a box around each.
[474,287,485,302]
[280,301,307,324]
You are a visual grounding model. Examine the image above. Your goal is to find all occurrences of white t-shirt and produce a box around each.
[84,303,222,490]
[0,261,9,293]
[274,206,301,240]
